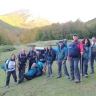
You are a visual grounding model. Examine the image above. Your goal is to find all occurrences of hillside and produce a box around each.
[86,18,96,26]
[0,10,52,29]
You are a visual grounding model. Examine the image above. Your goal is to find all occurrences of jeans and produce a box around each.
[18,65,25,80]
[6,70,17,86]
[70,57,80,80]
[83,57,89,75]
[47,61,53,76]
[90,56,96,73]
[57,60,69,77]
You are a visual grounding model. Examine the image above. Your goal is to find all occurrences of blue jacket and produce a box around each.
[56,44,68,61]
[83,45,90,59]
[26,68,37,76]
[46,49,56,62]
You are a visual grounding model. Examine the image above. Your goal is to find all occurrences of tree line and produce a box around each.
[20,19,96,43]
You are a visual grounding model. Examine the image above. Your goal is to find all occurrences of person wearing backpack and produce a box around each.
[90,36,96,74]
[82,38,91,77]
[46,45,56,77]
[56,40,70,79]
[68,34,84,83]
[27,46,36,71]
[5,54,17,88]
[18,49,27,80]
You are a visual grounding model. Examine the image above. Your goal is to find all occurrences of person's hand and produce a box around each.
[40,59,43,61]
[62,61,65,64]
[25,64,28,68]
[17,64,20,68]
[67,57,70,61]
[81,52,83,56]
[6,70,8,73]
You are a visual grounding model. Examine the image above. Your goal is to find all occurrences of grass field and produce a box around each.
[0,40,96,96]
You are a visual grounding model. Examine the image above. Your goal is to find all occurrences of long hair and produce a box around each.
[82,38,91,47]
[10,54,16,61]
[46,45,52,54]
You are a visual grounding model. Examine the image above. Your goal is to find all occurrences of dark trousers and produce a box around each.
[18,74,33,84]
[6,70,17,86]
[28,60,36,71]
[18,65,25,80]
[57,60,69,77]
[90,56,96,73]
[83,57,89,75]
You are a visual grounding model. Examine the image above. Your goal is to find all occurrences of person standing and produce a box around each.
[5,54,17,88]
[56,40,69,79]
[18,49,27,80]
[27,46,36,71]
[46,45,56,77]
[90,36,96,74]
[68,34,84,83]
[82,38,91,77]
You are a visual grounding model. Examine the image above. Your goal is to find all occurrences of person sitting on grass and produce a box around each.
[18,61,44,84]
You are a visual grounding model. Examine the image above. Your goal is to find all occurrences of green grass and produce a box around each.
[0,40,96,96]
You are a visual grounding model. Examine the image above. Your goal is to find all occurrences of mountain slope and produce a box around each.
[0,10,52,29]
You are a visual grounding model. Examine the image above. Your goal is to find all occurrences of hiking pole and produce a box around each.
[80,54,83,82]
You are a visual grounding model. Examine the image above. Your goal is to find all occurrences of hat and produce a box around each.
[59,40,63,43]
[73,34,78,36]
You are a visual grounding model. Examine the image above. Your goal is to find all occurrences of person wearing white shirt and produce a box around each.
[5,54,17,88]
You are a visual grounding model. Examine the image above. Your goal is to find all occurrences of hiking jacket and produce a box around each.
[46,49,56,62]
[89,42,96,58]
[56,44,68,61]
[27,50,36,62]
[18,53,27,64]
[83,44,90,59]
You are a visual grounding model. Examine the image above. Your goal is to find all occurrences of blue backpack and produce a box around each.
[69,42,80,57]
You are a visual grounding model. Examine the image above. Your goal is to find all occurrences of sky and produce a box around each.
[0,0,96,23]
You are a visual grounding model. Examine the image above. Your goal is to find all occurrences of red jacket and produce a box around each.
[68,40,84,58]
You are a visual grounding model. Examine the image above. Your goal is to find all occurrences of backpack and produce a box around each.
[4,58,10,70]
[69,42,80,57]
[91,44,96,55]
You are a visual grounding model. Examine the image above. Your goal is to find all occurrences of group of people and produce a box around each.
[4,34,96,88]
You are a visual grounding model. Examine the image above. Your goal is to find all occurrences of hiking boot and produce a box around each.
[70,78,75,81]
[90,72,94,74]
[50,75,54,77]
[57,76,61,78]
[80,73,84,76]
[47,75,50,77]
[75,79,80,83]
[84,74,88,78]
[5,85,9,88]
[66,75,70,79]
